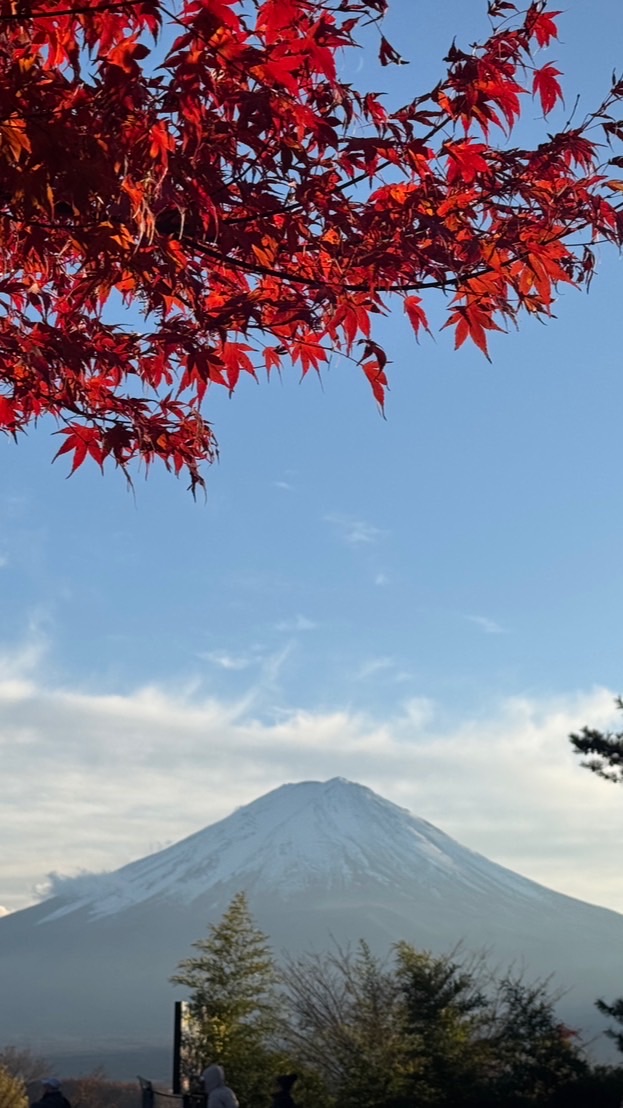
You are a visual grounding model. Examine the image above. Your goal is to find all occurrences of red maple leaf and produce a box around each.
[527,7,561,47]
[0,395,16,429]
[53,425,105,474]
[445,141,490,184]
[361,359,388,410]
[404,296,431,340]
[533,64,564,115]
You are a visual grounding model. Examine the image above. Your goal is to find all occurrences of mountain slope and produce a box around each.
[1,778,621,1077]
[38,778,565,921]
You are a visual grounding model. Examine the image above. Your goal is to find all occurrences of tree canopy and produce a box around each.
[569,697,623,784]
[282,939,589,1108]
[1,0,622,489]
[173,897,623,1108]
[171,891,283,1108]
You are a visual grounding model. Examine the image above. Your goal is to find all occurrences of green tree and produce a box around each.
[483,975,588,1107]
[569,701,623,1074]
[595,997,623,1056]
[171,892,282,1108]
[283,941,591,1108]
[393,943,490,1108]
[569,697,623,784]
[0,1067,27,1108]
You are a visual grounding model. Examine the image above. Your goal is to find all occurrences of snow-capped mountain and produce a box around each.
[1,779,621,1077]
[38,777,559,921]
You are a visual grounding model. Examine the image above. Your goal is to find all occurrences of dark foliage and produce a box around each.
[569,696,623,784]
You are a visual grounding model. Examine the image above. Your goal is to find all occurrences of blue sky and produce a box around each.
[2,1,623,917]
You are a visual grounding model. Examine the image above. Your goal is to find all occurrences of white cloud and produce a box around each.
[1,635,622,923]
[201,650,252,671]
[465,614,508,635]
[354,658,419,688]
[355,657,395,680]
[275,615,317,632]
[0,906,10,917]
[325,513,385,545]
[375,572,389,586]
[260,642,294,686]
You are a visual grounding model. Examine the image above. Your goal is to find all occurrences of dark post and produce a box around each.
[173,1001,183,1095]
[137,1077,154,1108]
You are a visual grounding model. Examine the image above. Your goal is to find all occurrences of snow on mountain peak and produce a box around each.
[39,778,550,923]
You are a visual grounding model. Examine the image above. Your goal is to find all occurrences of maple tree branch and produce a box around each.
[0,0,620,484]
[187,215,595,297]
[222,113,453,232]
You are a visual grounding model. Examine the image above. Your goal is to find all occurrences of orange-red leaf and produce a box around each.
[361,359,388,410]
[404,296,430,340]
[445,141,490,185]
[263,347,283,374]
[0,395,16,428]
[446,303,504,360]
[533,64,563,116]
[221,342,256,393]
[291,334,329,376]
[53,426,104,474]
[527,8,561,48]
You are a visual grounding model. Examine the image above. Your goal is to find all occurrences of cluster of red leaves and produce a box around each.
[0,0,622,488]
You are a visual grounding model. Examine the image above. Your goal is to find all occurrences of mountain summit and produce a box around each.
[1,779,622,1075]
[39,777,558,922]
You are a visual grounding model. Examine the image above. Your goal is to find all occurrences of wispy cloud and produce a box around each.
[354,658,419,688]
[275,615,317,632]
[375,572,389,586]
[201,650,252,671]
[0,629,48,687]
[355,657,395,680]
[273,481,293,492]
[260,641,294,687]
[1,632,621,921]
[325,513,385,545]
[465,614,508,635]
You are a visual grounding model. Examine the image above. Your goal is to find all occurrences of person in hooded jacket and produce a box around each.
[271,1074,298,1108]
[30,1079,71,1108]
[201,1064,239,1108]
